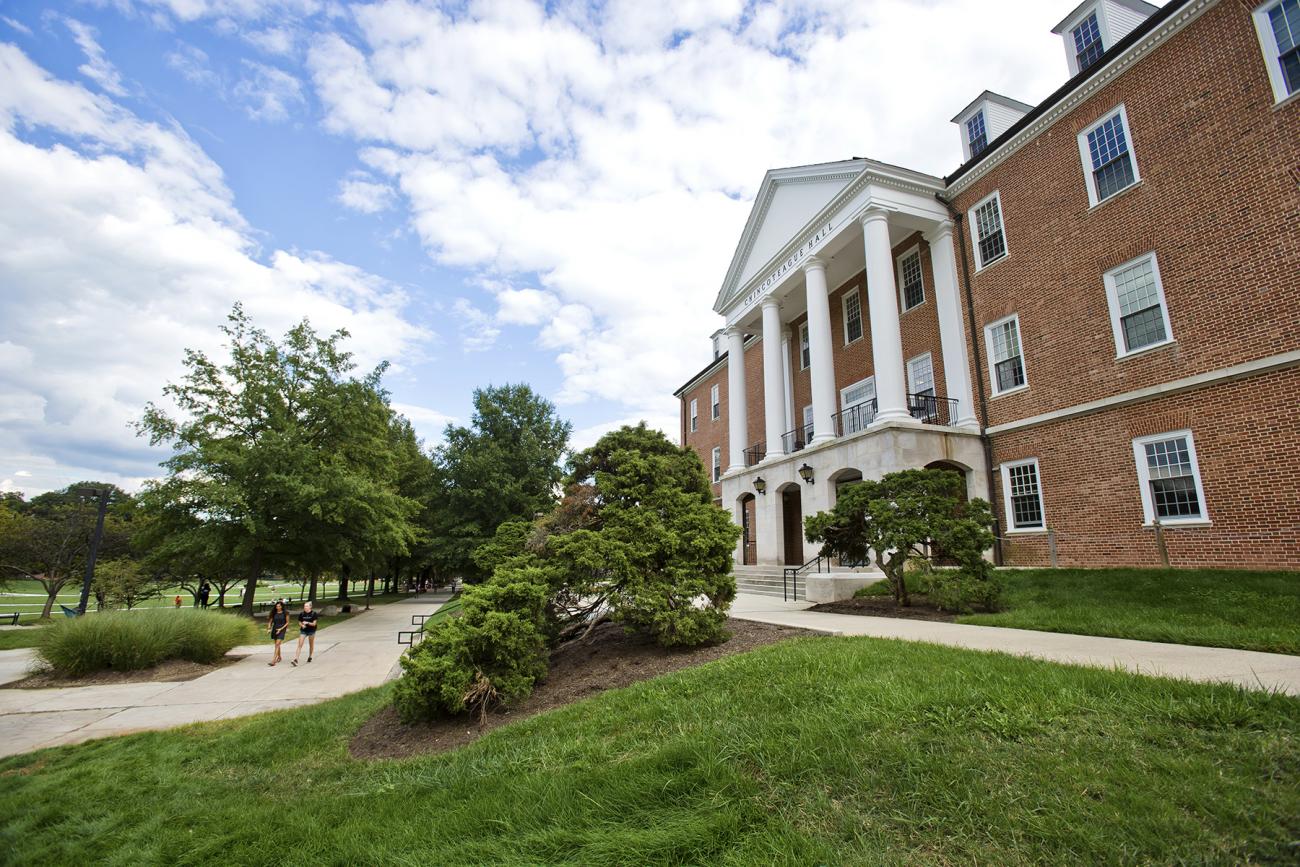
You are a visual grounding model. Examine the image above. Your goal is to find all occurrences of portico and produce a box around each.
[713,158,988,570]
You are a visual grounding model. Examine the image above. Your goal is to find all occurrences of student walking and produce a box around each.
[291,601,318,666]
[268,600,289,666]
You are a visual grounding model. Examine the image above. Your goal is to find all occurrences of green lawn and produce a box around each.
[0,626,46,651]
[1,636,1296,864]
[957,568,1300,655]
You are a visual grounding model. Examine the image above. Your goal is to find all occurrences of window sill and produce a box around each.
[974,253,1009,275]
[900,299,927,315]
[1005,527,1047,535]
[1116,339,1176,361]
[1272,89,1300,111]
[843,336,864,348]
[1088,179,1144,212]
[990,384,1029,399]
[1143,519,1212,529]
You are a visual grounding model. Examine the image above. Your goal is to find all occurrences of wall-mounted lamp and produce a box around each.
[753,476,767,495]
[798,463,815,484]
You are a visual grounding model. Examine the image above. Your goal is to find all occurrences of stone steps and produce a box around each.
[732,564,881,600]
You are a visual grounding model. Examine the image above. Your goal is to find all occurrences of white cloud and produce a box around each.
[0,44,431,495]
[390,402,455,446]
[65,18,127,96]
[451,298,501,352]
[3,16,33,36]
[166,43,220,87]
[306,0,1073,434]
[244,26,297,55]
[337,172,395,213]
[232,59,304,121]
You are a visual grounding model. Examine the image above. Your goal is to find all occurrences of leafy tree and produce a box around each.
[429,384,571,582]
[804,468,996,608]
[137,305,420,615]
[93,558,159,610]
[0,484,133,618]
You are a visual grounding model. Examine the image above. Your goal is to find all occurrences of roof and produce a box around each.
[945,0,1187,187]
[1052,0,1159,34]
[949,90,1036,124]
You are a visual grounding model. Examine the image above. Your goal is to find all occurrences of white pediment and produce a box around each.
[716,161,863,312]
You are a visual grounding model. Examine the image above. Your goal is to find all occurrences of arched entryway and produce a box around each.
[778,483,804,566]
[737,493,758,565]
[828,468,863,509]
[925,460,970,501]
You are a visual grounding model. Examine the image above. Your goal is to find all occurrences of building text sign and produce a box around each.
[729,220,837,323]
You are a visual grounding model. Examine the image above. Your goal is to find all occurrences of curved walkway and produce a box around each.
[731,593,1300,696]
[0,593,448,758]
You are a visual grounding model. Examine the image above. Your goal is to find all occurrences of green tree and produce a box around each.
[803,468,996,608]
[93,557,159,610]
[430,384,571,582]
[137,305,420,616]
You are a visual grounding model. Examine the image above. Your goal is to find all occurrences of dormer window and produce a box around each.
[1072,12,1105,72]
[966,112,988,157]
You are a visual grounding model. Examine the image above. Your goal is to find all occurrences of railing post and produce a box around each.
[1152,517,1170,567]
[1047,527,1058,568]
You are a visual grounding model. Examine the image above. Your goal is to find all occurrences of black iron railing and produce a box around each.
[782,554,833,602]
[908,392,959,426]
[833,399,877,436]
[743,442,766,466]
[781,423,814,454]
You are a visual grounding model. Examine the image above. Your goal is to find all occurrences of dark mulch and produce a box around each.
[350,618,815,760]
[808,594,958,622]
[4,656,242,689]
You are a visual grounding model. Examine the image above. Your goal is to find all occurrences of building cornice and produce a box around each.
[671,335,760,398]
[946,0,1216,196]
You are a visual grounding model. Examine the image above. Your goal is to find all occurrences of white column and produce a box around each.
[860,207,911,423]
[803,257,838,444]
[780,325,795,433]
[760,297,787,458]
[924,220,979,429]
[725,326,748,473]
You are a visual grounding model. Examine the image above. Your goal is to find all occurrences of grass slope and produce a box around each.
[1,636,1296,865]
[959,568,1300,654]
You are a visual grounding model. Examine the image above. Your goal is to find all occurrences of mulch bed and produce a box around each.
[4,656,243,689]
[350,618,814,760]
[808,594,958,622]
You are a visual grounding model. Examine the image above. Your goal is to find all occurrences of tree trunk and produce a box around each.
[365,571,375,610]
[339,567,349,601]
[41,588,57,619]
[240,549,263,617]
[309,570,319,602]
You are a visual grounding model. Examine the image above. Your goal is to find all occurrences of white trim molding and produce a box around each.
[986,349,1300,435]
[1253,1,1300,104]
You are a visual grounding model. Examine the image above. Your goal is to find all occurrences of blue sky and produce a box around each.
[0,0,1099,496]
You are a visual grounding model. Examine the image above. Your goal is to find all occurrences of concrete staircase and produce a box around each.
[732,563,882,600]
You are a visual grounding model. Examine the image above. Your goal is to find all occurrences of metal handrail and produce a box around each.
[782,554,833,602]
[907,392,958,426]
[780,423,814,454]
[833,399,877,436]
[743,442,766,466]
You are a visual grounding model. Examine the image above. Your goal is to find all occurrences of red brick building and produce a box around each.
[675,0,1299,592]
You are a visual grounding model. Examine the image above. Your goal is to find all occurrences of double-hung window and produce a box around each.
[1104,253,1173,356]
[1000,459,1045,531]
[1254,0,1300,102]
[970,192,1007,269]
[985,314,1026,395]
[966,111,988,158]
[1133,431,1208,524]
[711,447,721,483]
[1078,106,1140,205]
[906,353,934,398]
[798,322,811,370]
[710,384,720,420]
[689,399,698,432]
[1072,12,1105,73]
[839,378,875,435]
[842,288,863,344]
[897,248,925,311]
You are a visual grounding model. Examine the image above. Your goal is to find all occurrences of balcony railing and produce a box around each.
[743,442,766,466]
[781,423,814,454]
[833,399,878,436]
[908,392,959,426]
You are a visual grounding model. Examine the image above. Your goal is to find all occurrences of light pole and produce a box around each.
[75,488,111,616]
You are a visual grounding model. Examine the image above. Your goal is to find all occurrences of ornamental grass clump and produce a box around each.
[37,609,255,677]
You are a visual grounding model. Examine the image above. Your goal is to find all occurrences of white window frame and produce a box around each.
[896,245,926,312]
[841,287,864,345]
[1132,430,1211,527]
[984,313,1027,396]
[798,321,811,370]
[1253,1,1300,104]
[689,398,698,432]
[839,377,875,434]
[711,334,722,359]
[710,384,720,420]
[906,353,934,396]
[802,403,814,432]
[1103,252,1174,358]
[1076,104,1141,207]
[965,110,987,159]
[711,446,721,483]
[999,458,1046,533]
[968,190,1008,271]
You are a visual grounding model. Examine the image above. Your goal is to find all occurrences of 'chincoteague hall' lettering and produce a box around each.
[732,221,836,321]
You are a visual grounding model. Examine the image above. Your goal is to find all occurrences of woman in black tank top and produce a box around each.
[268,601,289,666]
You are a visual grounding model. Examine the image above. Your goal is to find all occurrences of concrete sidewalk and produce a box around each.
[731,593,1300,696]
[0,592,448,758]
